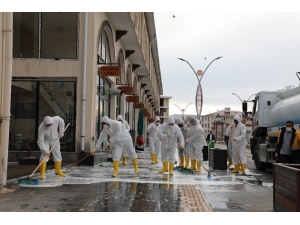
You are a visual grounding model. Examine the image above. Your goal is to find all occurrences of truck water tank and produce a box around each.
[270,94,300,126]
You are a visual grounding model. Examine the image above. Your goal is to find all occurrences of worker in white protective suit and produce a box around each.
[117,115,130,166]
[146,116,162,164]
[185,118,206,172]
[225,120,234,169]
[230,115,247,175]
[95,116,140,177]
[159,117,184,175]
[176,120,189,168]
[37,116,65,180]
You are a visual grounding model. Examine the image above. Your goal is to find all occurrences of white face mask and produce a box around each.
[156,122,160,125]
[103,124,109,129]
[286,127,292,132]
[168,125,174,128]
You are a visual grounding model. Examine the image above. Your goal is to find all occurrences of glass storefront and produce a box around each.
[95,76,110,139]
[9,79,76,152]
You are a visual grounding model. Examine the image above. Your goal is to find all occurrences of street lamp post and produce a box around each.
[232,93,256,102]
[175,103,192,120]
[178,57,222,120]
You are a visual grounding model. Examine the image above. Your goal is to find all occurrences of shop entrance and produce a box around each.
[9,79,76,152]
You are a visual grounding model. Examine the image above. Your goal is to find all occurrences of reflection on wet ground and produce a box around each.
[6,145,273,212]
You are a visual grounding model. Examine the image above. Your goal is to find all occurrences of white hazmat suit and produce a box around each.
[95,116,140,177]
[230,115,247,175]
[117,115,130,165]
[186,118,206,172]
[37,116,65,179]
[146,116,162,164]
[159,117,184,175]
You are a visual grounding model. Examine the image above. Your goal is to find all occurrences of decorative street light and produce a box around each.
[178,57,223,120]
[175,103,192,120]
[232,93,256,102]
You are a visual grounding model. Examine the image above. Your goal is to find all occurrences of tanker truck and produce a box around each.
[249,85,300,170]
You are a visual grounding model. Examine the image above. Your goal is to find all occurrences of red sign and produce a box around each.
[117,86,133,94]
[99,66,121,76]
[126,96,139,102]
[133,103,144,109]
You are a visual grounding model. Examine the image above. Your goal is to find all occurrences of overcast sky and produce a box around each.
[154,11,300,116]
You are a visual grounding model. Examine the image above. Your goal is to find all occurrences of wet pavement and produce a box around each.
[0,143,274,212]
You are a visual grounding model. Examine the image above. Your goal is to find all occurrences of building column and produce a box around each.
[0,12,13,186]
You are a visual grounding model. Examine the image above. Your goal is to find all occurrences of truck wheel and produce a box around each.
[254,143,266,171]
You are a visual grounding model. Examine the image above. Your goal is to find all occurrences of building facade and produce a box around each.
[4,12,163,168]
[201,107,243,141]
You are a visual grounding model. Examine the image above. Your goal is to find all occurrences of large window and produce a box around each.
[10,79,76,152]
[95,77,110,139]
[98,30,111,63]
[13,12,78,59]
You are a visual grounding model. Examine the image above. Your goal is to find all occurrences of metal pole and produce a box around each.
[80,12,88,151]
[178,57,222,119]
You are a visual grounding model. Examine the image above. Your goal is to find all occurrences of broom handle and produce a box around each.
[167,132,209,173]
[66,148,102,170]
[29,123,70,178]
[153,127,162,141]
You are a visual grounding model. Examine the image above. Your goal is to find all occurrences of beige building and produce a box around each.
[201,107,243,141]
[159,95,172,123]
[0,12,164,185]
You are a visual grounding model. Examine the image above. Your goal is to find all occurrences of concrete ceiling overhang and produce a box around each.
[107,13,148,76]
[107,12,160,111]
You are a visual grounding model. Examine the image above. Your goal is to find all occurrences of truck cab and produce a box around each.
[250,86,300,170]
[250,91,284,170]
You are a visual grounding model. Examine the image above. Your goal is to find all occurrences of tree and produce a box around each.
[282,85,296,90]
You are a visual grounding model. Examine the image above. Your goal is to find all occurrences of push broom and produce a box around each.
[18,123,70,185]
[64,147,104,173]
[167,132,211,178]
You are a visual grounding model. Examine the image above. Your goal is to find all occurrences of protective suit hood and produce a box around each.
[101,116,112,125]
[117,115,123,121]
[178,121,184,126]
[167,117,175,124]
[155,116,160,122]
[233,115,241,124]
[189,118,196,125]
[43,116,53,126]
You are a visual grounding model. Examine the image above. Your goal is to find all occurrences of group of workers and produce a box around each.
[38,112,300,180]
[36,114,250,180]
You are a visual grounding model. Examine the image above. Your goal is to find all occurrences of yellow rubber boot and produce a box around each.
[112,161,119,177]
[195,161,201,172]
[131,182,137,191]
[230,164,240,173]
[227,158,233,168]
[132,158,140,173]
[189,159,196,170]
[185,157,190,169]
[123,156,127,165]
[169,162,174,175]
[159,162,169,173]
[55,161,66,177]
[241,163,246,175]
[151,154,156,164]
[155,154,159,163]
[112,181,118,189]
[39,161,47,180]
[179,157,184,168]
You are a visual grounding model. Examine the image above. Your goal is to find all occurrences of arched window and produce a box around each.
[98,30,111,63]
